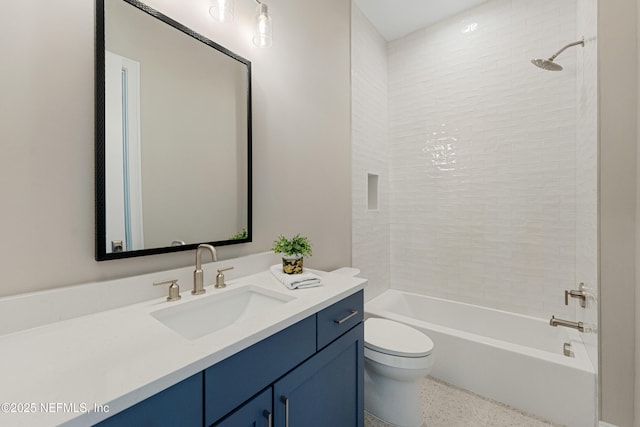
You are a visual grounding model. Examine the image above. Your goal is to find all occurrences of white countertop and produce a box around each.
[0,268,366,427]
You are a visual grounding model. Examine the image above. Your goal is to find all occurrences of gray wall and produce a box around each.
[600,0,638,426]
[0,0,351,297]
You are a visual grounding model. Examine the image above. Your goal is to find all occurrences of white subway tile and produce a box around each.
[353,0,596,321]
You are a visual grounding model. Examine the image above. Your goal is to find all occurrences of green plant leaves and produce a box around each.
[272,234,313,257]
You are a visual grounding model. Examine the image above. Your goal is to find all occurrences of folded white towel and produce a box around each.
[270,265,323,290]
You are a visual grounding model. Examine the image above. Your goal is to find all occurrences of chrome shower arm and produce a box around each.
[549,39,585,60]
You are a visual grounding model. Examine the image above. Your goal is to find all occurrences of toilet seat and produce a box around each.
[365,318,434,358]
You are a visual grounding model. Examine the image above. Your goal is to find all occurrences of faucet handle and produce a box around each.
[565,283,587,308]
[215,267,234,289]
[154,279,181,302]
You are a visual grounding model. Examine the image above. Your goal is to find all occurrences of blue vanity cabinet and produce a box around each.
[94,372,203,427]
[274,323,364,427]
[208,290,364,427]
[213,387,273,427]
[94,290,364,427]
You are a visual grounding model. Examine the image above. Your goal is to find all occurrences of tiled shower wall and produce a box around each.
[387,0,579,318]
[352,0,594,319]
[351,5,390,300]
[351,0,585,318]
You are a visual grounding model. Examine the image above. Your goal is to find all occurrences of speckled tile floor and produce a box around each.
[364,376,564,427]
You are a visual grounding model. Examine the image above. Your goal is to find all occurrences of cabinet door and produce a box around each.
[214,387,273,427]
[94,372,203,427]
[274,323,364,427]
[205,315,316,425]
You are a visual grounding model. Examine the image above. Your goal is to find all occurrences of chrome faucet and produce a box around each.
[549,315,585,332]
[193,244,217,295]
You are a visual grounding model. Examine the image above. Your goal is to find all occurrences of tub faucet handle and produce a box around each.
[564,283,587,308]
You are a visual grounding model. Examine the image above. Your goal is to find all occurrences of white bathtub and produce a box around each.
[365,290,596,427]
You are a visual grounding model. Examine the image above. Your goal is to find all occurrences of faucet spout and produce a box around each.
[193,244,218,295]
[549,315,585,332]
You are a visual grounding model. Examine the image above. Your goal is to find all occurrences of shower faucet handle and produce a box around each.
[564,283,587,308]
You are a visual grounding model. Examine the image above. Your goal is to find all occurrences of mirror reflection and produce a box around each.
[96,0,252,260]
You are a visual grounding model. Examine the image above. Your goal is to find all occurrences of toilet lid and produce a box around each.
[365,318,434,358]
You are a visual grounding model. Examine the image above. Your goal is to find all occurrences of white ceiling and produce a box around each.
[353,0,490,41]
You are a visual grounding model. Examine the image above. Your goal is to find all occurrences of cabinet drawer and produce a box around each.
[204,315,316,426]
[316,290,363,350]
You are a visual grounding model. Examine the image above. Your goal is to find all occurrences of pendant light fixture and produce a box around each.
[209,0,272,47]
[252,0,272,48]
[209,0,235,23]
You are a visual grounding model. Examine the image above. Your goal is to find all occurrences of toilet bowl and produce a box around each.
[364,317,434,427]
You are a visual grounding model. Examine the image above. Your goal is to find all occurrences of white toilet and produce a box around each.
[364,317,435,427]
[329,267,435,426]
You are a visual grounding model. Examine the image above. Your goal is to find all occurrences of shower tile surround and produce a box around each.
[353,0,582,319]
[352,5,391,301]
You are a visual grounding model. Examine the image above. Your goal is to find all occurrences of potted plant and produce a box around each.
[272,234,313,274]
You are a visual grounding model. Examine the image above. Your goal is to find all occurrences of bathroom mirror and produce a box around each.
[96,0,252,260]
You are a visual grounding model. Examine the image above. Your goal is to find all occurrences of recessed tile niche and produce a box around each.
[367,173,379,211]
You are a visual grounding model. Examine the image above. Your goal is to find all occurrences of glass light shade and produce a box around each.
[210,0,234,23]
[252,3,272,48]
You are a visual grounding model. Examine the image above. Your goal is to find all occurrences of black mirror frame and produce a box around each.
[95,0,252,261]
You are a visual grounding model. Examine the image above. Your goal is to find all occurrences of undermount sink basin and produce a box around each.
[151,285,294,340]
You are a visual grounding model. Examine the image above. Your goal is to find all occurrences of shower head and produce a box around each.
[531,58,563,71]
[531,38,584,71]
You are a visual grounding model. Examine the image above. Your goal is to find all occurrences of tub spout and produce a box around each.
[549,315,584,332]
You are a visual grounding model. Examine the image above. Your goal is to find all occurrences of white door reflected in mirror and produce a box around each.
[105,51,144,253]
